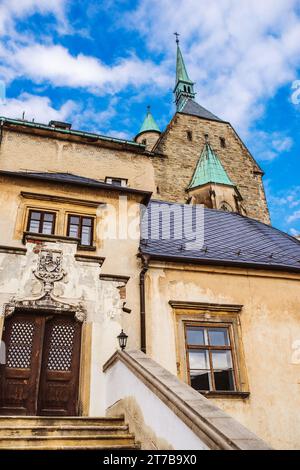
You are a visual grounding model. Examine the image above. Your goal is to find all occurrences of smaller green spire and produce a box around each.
[138,106,160,134]
[188,141,234,189]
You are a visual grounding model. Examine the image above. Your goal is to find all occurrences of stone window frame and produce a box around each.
[170,301,250,399]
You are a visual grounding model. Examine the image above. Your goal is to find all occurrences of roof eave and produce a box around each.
[139,252,300,274]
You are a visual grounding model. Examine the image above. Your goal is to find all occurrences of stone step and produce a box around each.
[0,425,129,438]
[0,416,125,427]
[0,434,136,450]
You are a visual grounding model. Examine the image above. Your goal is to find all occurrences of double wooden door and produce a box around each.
[0,312,82,416]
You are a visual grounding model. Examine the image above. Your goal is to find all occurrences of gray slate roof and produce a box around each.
[180,99,224,122]
[14,172,104,185]
[140,200,300,272]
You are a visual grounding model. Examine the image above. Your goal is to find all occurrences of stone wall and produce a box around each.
[153,113,270,224]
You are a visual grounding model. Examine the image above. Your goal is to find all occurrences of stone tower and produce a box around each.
[149,38,270,224]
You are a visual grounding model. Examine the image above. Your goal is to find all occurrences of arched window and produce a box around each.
[188,86,191,93]
[219,202,233,212]
[142,139,147,145]
[184,85,187,92]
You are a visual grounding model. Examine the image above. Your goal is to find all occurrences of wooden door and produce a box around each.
[0,314,45,415]
[0,313,81,416]
[38,316,82,416]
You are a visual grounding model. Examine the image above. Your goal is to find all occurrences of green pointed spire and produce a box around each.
[176,43,193,84]
[188,141,234,189]
[138,106,160,134]
[173,34,196,110]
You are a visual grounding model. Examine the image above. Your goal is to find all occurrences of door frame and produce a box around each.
[0,307,91,416]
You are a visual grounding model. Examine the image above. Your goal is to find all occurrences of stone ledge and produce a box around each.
[103,350,272,451]
[0,245,27,255]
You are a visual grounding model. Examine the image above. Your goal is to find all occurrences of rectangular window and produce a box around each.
[67,215,94,246]
[185,324,236,392]
[105,177,127,187]
[27,210,56,235]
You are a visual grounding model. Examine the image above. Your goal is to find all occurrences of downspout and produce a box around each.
[0,119,4,145]
[139,254,149,354]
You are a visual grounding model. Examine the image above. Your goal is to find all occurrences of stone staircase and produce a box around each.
[0,416,139,450]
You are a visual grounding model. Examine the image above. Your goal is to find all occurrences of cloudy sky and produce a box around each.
[0,0,300,234]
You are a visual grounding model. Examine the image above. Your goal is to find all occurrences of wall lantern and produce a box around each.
[117,330,128,351]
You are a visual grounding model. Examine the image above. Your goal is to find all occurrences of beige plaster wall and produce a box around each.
[0,130,156,193]
[0,176,144,415]
[145,262,300,450]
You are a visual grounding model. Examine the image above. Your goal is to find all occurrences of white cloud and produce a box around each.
[265,181,300,231]
[287,210,300,223]
[0,92,131,139]
[0,92,76,123]
[249,131,293,161]
[125,0,300,133]
[0,43,170,94]
[0,0,67,36]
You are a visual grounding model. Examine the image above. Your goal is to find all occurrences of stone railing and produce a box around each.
[103,350,271,450]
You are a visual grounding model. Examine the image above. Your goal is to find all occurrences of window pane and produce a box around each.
[42,221,53,235]
[214,370,235,391]
[111,179,122,186]
[190,370,211,391]
[69,224,79,238]
[44,213,54,222]
[188,350,209,370]
[29,220,40,233]
[81,226,91,245]
[30,211,41,221]
[211,351,233,370]
[186,327,205,346]
[82,217,92,227]
[208,328,229,346]
[70,216,80,225]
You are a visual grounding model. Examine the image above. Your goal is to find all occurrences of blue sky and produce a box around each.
[0,0,300,235]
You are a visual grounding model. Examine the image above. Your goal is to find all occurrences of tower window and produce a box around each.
[188,86,191,93]
[220,137,226,148]
[142,139,147,145]
[184,85,187,92]
[220,202,233,212]
[187,131,193,142]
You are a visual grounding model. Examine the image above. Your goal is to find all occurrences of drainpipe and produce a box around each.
[139,254,149,354]
[0,119,4,146]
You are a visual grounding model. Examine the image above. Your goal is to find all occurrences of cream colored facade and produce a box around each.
[144,261,300,450]
[0,119,299,450]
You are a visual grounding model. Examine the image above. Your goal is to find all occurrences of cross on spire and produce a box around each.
[174,32,180,45]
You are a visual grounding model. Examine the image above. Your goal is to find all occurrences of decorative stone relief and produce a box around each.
[3,248,87,323]
[33,249,66,294]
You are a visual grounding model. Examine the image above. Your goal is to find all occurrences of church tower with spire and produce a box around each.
[149,36,270,223]
[173,33,196,111]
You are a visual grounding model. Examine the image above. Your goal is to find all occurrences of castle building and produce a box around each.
[0,40,299,451]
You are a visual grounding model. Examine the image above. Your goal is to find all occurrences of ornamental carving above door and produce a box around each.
[2,248,87,323]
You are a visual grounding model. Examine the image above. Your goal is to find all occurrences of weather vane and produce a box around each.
[174,32,180,44]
